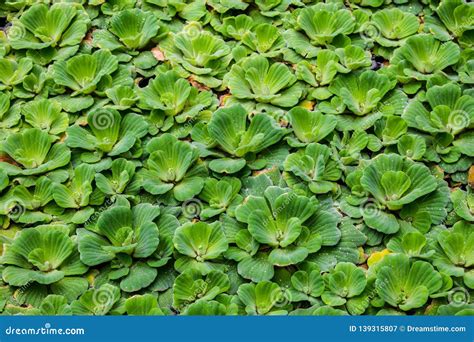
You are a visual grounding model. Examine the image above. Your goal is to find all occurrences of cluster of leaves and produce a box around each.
[0,0,473,316]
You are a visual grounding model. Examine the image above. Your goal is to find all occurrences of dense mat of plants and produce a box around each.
[0,0,472,316]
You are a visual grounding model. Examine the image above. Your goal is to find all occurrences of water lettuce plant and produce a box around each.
[52,50,119,95]
[160,22,232,88]
[0,128,70,175]
[205,105,286,173]
[225,55,304,108]
[139,133,208,201]
[1,226,88,302]
[0,0,472,316]
[7,3,90,64]
[93,9,161,51]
